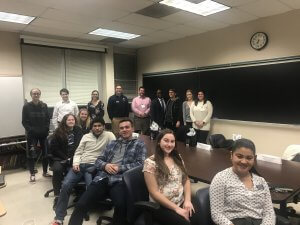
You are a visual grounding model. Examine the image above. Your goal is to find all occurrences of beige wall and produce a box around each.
[0,31,22,76]
[137,10,300,157]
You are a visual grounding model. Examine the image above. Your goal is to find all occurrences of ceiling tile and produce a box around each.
[146,30,186,41]
[12,0,59,7]
[238,0,292,18]
[23,25,83,38]
[30,18,96,33]
[100,21,155,35]
[165,24,206,36]
[184,17,228,31]
[40,8,109,27]
[76,34,108,41]
[162,11,204,24]
[50,0,130,20]
[214,0,257,7]
[0,21,27,32]
[209,8,258,24]
[0,0,47,16]
[278,0,300,9]
[93,0,154,13]
[117,13,175,30]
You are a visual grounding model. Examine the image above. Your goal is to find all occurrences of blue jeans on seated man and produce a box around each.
[55,163,94,221]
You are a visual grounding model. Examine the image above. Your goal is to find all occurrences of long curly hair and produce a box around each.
[54,113,77,141]
[154,129,188,185]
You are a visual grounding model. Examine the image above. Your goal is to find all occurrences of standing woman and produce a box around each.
[49,114,83,209]
[210,138,275,225]
[77,108,91,135]
[143,129,195,225]
[182,89,194,128]
[190,90,213,143]
[87,90,104,120]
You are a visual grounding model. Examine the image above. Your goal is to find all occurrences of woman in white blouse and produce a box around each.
[190,90,213,143]
[143,129,195,225]
[210,138,275,225]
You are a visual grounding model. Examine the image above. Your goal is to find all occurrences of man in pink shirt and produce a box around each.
[131,86,151,134]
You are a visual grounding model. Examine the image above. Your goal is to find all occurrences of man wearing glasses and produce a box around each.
[22,88,51,183]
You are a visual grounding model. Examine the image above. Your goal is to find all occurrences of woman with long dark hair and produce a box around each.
[50,113,83,210]
[143,129,195,225]
[190,90,213,143]
[210,138,275,225]
[87,90,104,120]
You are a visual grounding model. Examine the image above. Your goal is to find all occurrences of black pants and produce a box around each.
[152,205,195,225]
[51,161,69,196]
[195,130,209,144]
[165,121,177,132]
[232,217,262,225]
[26,136,48,175]
[68,178,127,225]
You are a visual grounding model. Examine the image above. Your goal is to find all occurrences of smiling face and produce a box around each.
[115,85,122,95]
[159,133,176,156]
[231,147,255,177]
[186,91,193,101]
[66,115,76,128]
[197,91,204,101]
[79,110,88,122]
[61,91,69,102]
[91,91,99,100]
[30,89,41,102]
[139,88,145,97]
[119,120,134,140]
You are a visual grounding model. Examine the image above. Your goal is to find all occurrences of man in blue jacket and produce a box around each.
[68,119,147,225]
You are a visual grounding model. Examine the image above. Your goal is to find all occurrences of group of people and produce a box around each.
[21,86,275,225]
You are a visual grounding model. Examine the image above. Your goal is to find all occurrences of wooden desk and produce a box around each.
[140,135,300,214]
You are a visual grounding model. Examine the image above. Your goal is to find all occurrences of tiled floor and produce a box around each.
[0,166,299,225]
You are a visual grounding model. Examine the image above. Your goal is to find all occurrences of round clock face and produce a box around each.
[250,32,268,50]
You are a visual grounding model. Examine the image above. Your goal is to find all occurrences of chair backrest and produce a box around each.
[123,165,149,224]
[193,187,214,225]
[208,134,226,148]
[282,145,300,161]
[45,134,55,164]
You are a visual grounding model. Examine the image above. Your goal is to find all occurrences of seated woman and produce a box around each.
[50,113,83,210]
[143,129,195,225]
[77,108,91,135]
[210,138,275,225]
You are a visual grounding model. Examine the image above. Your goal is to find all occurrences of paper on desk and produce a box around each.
[197,143,212,151]
[257,154,282,164]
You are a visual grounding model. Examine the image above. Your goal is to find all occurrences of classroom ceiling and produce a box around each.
[0,0,299,49]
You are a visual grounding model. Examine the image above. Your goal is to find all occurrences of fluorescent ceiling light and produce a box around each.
[160,0,230,16]
[89,28,140,40]
[0,11,35,24]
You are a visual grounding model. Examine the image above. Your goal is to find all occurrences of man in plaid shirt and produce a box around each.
[68,118,147,225]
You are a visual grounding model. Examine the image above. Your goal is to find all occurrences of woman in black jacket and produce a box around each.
[50,113,83,209]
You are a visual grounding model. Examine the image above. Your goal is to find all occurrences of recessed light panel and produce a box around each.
[0,11,35,24]
[159,0,230,16]
[89,28,140,40]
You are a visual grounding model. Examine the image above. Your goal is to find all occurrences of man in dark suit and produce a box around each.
[150,89,166,128]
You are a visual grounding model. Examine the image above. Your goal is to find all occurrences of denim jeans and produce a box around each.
[55,163,94,221]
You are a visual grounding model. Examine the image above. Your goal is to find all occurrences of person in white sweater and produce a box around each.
[51,117,115,225]
[190,90,213,143]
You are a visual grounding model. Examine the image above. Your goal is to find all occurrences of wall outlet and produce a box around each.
[232,134,242,141]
